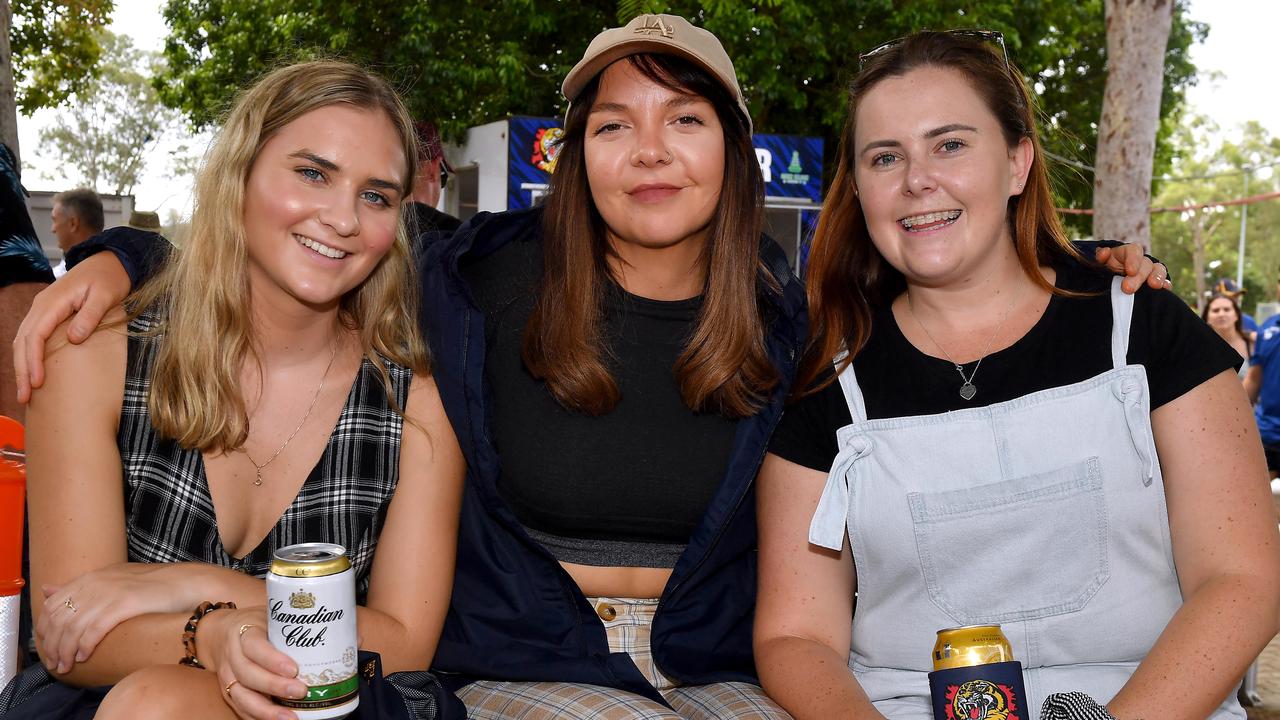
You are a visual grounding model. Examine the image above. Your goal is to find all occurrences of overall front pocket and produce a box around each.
[908,457,1109,625]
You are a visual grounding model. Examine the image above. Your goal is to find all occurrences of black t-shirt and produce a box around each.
[464,237,738,563]
[770,263,1243,473]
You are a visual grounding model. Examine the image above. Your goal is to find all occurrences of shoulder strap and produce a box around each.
[1109,276,1135,369]
[834,350,869,422]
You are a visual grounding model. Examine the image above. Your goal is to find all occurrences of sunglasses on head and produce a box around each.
[858,29,1010,73]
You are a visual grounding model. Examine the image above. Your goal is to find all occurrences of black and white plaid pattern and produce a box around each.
[119,313,410,598]
[1039,692,1118,720]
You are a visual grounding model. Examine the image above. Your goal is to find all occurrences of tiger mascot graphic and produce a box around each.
[950,679,1011,720]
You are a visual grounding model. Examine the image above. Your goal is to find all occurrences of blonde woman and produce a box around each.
[0,61,464,720]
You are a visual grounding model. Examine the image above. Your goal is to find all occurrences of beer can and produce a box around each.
[267,543,359,719]
[927,625,1029,720]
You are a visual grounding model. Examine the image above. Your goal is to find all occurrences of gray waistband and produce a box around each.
[523,526,685,568]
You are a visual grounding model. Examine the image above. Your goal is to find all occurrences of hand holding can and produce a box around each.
[267,543,360,720]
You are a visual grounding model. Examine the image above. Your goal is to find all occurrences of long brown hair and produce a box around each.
[797,31,1082,395]
[523,53,778,418]
[130,60,427,451]
[1201,292,1252,354]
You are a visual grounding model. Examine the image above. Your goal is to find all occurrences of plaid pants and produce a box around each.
[458,597,792,719]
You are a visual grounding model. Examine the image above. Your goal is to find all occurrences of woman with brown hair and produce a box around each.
[754,30,1279,720]
[1202,292,1252,369]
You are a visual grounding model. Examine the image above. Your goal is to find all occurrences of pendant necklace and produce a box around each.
[243,341,339,485]
[906,284,1023,402]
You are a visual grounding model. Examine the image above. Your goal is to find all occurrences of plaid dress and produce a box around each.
[0,314,453,720]
[118,313,407,595]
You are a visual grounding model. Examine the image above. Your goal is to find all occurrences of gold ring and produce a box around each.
[63,597,77,613]
[237,623,256,638]
[224,679,238,697]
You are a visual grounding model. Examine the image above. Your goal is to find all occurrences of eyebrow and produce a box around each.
[289,150,401,194]
[588,95,704,115]
[859,124,980,156]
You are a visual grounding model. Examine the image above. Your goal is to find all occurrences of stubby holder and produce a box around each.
[929,660,1030,720]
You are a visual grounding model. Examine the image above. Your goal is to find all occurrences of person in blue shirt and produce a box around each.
[1246,321,1280,482]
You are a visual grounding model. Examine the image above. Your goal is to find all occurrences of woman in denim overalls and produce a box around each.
[753,32,1280,720]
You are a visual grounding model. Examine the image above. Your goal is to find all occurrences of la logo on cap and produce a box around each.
[634,15,674,38]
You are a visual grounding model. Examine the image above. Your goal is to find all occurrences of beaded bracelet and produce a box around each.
[178,600,237,669]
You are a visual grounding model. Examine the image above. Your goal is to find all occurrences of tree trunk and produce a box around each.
[0,0,18,163]
[1092,0,1174,250]
[1191,218,1206,314]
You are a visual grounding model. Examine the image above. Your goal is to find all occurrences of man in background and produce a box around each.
[409,120,461,239]
[49,188,103,279]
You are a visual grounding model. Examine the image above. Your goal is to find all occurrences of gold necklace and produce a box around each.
[243,342,339,486]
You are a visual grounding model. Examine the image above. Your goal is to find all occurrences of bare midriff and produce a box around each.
[562,561,673,599]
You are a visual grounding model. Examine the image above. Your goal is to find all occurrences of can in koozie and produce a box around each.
[268,542,359,719]
[928,625,1029,720]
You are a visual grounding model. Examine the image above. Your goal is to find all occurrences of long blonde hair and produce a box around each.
[130,60,427,452]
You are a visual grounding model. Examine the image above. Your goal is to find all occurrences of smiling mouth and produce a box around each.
[628,184,682,203]
[899,209,962,232]
[294,234,348,259]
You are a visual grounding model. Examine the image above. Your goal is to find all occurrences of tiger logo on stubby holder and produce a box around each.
[945,679,1019,720]
[290,590,315,609]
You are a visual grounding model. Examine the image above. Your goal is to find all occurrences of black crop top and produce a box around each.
[465,237,738,568]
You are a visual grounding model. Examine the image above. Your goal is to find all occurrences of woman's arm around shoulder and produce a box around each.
[25,308,138,680]
[754,452,883,720]
[359,373,465,672]
[1108,370,1280,720]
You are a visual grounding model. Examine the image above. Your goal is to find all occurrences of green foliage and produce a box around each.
[9,0,115,113]
[38,31,182,194]
[1150,118,1280,317]
[156,0,1203,221]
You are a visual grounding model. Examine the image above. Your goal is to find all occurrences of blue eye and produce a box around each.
[362,191,390,207]
[940,139,966,153]
[871,153,897,168]
[298,167,325,182]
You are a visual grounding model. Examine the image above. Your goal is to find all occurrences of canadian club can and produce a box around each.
[928,625,1029,720]
[267,543,359,719]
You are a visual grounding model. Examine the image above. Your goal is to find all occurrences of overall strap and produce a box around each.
[834,350,869,422]
[1109,276,1135,369]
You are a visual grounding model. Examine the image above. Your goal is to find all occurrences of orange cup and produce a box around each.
[0,417,25,598]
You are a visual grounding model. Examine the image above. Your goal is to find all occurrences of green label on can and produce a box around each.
[275,674,359,709]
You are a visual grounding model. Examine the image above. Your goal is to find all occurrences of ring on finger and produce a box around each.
[63,597,77,613]
[224,679,239,697]
[238,623,256,638]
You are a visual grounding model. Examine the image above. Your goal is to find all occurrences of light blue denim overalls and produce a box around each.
[808,278,1244,719]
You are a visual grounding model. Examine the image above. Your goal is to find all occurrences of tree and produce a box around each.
[1150,119,1280,316]
[1092,0,1174,249]
[1,0,114,161]
[38,31,181,195]
[155,0,1204,223]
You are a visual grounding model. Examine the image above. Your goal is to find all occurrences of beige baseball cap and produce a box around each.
[561,14,751,132]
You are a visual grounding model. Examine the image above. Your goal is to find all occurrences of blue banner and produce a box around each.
[507,116,562,210]
[755,133,823,203]
[505,116,823,209]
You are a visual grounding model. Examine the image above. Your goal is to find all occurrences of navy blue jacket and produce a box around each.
[419,208,808,703]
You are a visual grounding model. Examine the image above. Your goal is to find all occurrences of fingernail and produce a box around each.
[290,682,307,699]
[278,711,296,720]
[56,662,66,674]
[75,652,86,662]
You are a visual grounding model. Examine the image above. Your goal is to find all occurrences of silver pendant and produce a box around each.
[959,382,977,401]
